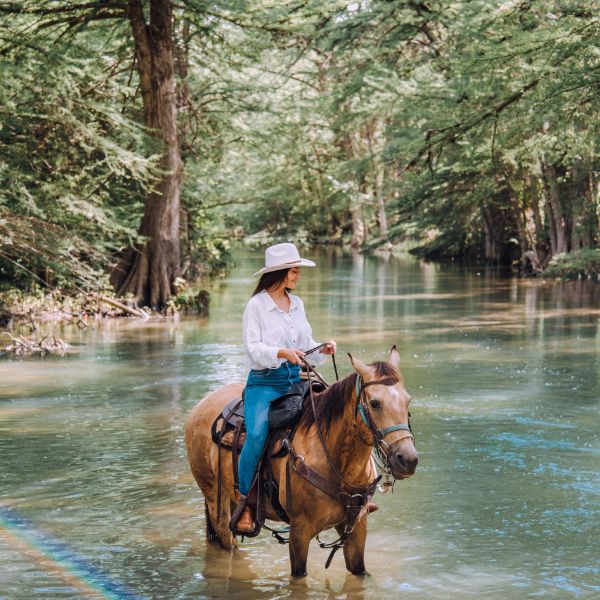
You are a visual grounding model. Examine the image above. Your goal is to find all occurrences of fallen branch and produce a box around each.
[92,293,149,319]
[1,332,69,356]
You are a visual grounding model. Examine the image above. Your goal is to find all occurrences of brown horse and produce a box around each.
[184,347,418,576]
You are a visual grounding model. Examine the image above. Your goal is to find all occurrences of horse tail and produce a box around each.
[205,500,219,543]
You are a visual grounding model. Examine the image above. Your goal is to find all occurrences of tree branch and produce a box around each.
[406,78,540,170]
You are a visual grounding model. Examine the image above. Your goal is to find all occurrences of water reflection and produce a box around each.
[1,251,599,598]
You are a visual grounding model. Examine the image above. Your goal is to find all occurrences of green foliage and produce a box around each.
[544,249,600,281]
[1,0,599,300]
[166,284,210,316]
[0,23,157,290]
[209,0,600,268]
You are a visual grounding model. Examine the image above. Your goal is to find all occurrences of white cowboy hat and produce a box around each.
[253,242,316,276]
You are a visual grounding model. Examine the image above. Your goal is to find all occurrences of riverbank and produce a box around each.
[409,244,600,282]
[0,285,210,330]
[542,248,600,281]
[0,288,142,329]
[2,246,599,330]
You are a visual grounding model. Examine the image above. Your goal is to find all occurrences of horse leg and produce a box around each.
[336,517,368,575]
[203,490,237,551]
[288,521,313,577]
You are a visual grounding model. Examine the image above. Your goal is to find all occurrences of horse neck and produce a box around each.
[321,387,373,486]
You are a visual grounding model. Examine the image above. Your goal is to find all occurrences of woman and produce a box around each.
[235,242,336,533]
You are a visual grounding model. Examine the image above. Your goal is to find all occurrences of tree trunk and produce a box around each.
[112,0,183,310]
[365,121,388,240]
[569,158,595,251]
[541,161,568,255]
[481,204,497,262]
[529,174,547,261]
[374,166,388,240]
[583,169,598,248]
[350,195,366,249]
[545,201,559,257]
[337,132,367,249]
[513,201,528,266]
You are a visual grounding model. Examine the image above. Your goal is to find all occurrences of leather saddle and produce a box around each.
[210,378,326,453]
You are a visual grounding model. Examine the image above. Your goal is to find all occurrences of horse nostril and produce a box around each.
[395,453,407,468]
[396,454,418,471]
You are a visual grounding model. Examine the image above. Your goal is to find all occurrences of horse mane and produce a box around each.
[297,361,400,434]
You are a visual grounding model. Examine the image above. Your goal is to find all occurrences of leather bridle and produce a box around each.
[297,360,415,491]
[355,374,415,461]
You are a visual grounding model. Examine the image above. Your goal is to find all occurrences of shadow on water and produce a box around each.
[197,544,264,598]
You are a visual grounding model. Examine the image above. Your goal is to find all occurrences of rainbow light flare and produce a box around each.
[0,507,143,600]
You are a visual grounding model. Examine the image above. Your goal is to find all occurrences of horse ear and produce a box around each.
[348,352,374,380]
[389,345,401,369]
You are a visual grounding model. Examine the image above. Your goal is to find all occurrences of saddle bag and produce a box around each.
[268,379,310,429]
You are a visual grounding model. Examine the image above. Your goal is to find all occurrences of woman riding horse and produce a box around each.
[185,346,419,576]
[236,242,336,532]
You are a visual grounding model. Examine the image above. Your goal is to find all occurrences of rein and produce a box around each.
[282,353,413,568]
[302,342,338,383]
[301,357,357,488]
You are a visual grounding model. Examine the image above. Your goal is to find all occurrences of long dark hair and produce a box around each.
[252,268,291,296]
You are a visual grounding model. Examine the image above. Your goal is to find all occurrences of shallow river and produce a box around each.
[1,250,599,599]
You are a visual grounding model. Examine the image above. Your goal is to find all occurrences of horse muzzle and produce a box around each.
[387,439,418,479]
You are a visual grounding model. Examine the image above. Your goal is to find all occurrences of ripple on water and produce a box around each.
[2,255,600,599]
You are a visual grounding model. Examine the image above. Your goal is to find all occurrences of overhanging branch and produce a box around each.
[405,78,540,171]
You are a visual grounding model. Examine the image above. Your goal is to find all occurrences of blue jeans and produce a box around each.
[238,361,300,495]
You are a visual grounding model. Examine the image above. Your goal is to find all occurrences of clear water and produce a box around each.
[1,249,599,599]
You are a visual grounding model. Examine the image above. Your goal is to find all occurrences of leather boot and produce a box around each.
[366,501,379,514]
[236,506,255,533]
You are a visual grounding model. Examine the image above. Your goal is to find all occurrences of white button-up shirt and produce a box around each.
[242,290,325,370]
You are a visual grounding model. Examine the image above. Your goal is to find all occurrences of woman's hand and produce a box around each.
[277,347,306,365]
[320,340,337,355]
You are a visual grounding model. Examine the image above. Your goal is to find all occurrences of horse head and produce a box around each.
[349,346,418,480]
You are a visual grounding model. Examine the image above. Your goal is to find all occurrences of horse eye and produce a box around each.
[370,399,381,409]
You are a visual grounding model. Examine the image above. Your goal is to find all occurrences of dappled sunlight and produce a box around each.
[0,406,50,420]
